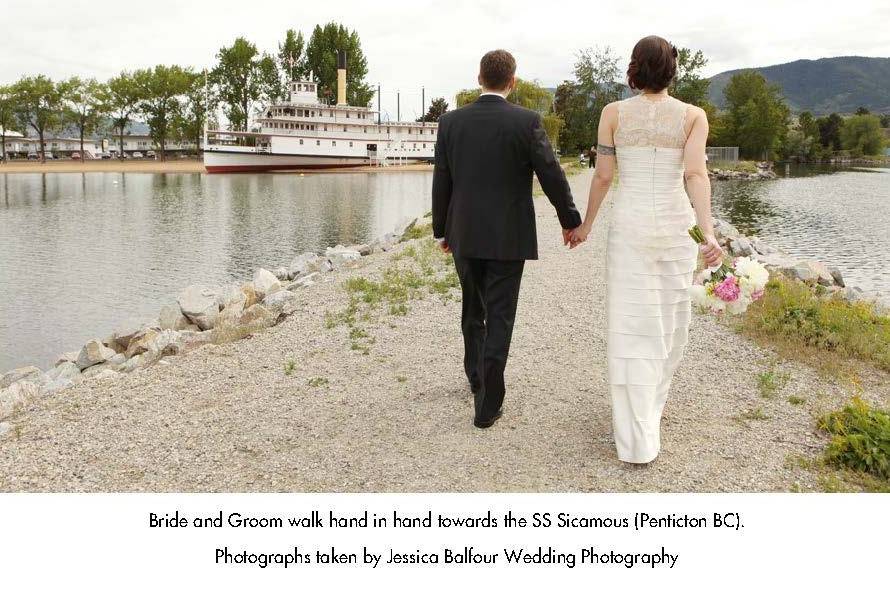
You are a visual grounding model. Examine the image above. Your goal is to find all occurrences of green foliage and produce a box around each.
[176,70,213,151]
[105,71,141,156]
[743,277,890,371]
[134,65,194,160]
[307,376,329,387]
[303,22,374,107]
[840,114,885,157]
[455,78,553,112]
[554,47,623,153]
[721,70,790,159]
[670,48,712,107]
[400,221,432,241]
[278,28,306,87]
[818,397,890,480]
[757,366,791,398]
[880,113,890,128]
[418,97,448,122]
[210,37,279,132]
[854,106,870,116]
[59,77,107,153]
[284,359,297,376]
[12,75,64,161]
[0,85,18,160]
[816,113,844,151]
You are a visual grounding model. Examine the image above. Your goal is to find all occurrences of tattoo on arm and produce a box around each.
[597,144,616,155]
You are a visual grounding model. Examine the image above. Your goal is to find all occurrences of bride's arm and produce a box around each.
[683,108,723,267]
[572,103,617,243]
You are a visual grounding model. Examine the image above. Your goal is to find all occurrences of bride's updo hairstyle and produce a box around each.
[626,35,678,92]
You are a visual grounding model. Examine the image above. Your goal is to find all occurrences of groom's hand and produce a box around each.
[562,228,574,247]
[437,238,451,254]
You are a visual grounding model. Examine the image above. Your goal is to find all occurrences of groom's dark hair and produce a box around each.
[479,49,516,91]
[627,35,678,92]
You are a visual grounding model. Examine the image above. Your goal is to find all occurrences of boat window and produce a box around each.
[332,141,336,146]
[316,140,320,145]
[349,141,353,147]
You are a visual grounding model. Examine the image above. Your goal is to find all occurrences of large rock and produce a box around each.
[252,268,281,300]
[55,351,79,367]
[125,328,160,357]
[178,285,220,330]
[781,260,834,286]
[287,272,321,290]
[107,321,144,352]
[827,265,845,288]
[76,339,117,370]
[238,304,275,328]
[729,237,753,257]
[350,243,373,256]
[326,245,362,268]
[240,282,259,309]
[45,361,81,384]
[0,381,39,420]
[159,303,192,331]
[263,290,297,316]
[1,366,42,389]
[273,267,291,281]
[288,252,321,279]
[216,283,247,312]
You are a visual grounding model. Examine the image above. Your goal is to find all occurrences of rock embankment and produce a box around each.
[708,161,777,181]
[712,218,867,303]
[0,222,414,423]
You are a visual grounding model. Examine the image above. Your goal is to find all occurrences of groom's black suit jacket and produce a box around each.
[432,94,581,261]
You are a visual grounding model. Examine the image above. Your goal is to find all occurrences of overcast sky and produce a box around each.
[2,0,889,121]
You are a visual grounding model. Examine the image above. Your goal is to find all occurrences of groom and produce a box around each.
[432,49,582,429]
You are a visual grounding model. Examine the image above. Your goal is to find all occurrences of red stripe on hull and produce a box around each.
[205,162,367,173]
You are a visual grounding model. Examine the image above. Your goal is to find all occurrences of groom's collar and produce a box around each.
[477,92,508,103]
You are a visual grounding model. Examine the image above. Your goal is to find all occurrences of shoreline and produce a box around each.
[0,159,433,175]
[1,169,887,492]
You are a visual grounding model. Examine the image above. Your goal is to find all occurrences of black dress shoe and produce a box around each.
[473,410,503,429]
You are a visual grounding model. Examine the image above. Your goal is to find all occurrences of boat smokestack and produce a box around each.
[337,50,347,105]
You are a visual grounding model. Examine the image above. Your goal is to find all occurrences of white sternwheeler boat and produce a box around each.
[204,52,438,172]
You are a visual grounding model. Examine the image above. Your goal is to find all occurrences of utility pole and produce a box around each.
[421,87,425,122]
[396,91,400,122]
[377,84,381,125]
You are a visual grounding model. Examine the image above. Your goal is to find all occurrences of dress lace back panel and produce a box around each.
[605,93,698,463]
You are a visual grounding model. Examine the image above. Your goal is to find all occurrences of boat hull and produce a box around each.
[203,150,377,173]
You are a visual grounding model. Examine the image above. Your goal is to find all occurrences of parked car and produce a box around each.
[27,153,39,160]
[132,151,144,158]
[71,152,81,160]
[146,150,156,159]
[100,152,112,159]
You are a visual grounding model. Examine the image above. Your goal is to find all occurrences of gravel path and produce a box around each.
[2,169,887,492]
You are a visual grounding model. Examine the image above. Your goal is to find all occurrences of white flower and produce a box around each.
[734,257,769,288]
[689,284,709,307]
[726,294,751,315]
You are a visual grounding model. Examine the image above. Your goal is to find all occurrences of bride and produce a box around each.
[570,35,724,464]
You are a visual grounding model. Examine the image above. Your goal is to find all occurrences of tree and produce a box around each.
[854,106,870,116]
[303,22,374,107]
[797,111,819,139]
[60,77,107,158]
[670,48,711,107]
[816,113,844,151]
[554,47,623,153]
[0,85,17,162]
[135,65,193,160]
[840,114,885,156]
[880,113,890,128]
[178,70,214,153]
[721,70,790,159]
[211,37,279,132]
[105,72,141,158]
[278,28,306,86]
[418,97,448,122]
[13,75,63,163]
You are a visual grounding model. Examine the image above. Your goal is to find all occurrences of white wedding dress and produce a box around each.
[606,94,697,463]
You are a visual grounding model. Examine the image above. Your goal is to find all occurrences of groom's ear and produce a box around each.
[477,73,484,88]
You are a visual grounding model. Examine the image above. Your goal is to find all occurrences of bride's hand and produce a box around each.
[569,223,591,248]
[700,234,723,267]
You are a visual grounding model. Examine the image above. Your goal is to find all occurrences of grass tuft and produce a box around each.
[818,397,890,480]
[739,277,890,372]
[756,365,791,398]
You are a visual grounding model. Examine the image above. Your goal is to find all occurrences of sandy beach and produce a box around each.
[1,169,887,492]
[0,159,433,175]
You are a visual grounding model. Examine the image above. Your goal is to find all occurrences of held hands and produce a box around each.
[699,234,723,268]
[564,224,590,249]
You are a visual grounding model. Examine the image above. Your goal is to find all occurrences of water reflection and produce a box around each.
[0,171,432,371]
[711,164,888,302]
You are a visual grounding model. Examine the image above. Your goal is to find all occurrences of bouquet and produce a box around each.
[687,225,769,315]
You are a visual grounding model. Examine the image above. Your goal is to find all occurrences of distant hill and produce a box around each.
[708,56,890,115]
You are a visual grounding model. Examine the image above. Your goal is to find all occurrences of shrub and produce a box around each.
[818,397,890,480]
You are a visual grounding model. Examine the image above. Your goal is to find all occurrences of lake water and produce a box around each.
[0,171,432,372]
[710,164,889,299]
[1,164,887,373]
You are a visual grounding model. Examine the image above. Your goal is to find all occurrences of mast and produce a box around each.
[377,84,381,125]
[422,87,425,122]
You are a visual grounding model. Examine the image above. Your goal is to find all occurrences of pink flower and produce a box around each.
[751,289,765,301]
[714,276,741,302]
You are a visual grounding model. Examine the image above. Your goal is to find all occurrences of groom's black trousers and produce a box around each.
[452,256,525,423]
